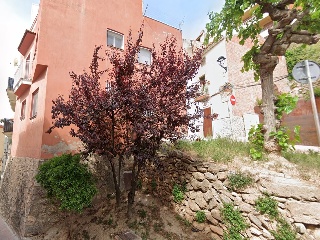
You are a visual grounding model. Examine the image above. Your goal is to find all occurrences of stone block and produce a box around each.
[287,201,320,225]
[210,225,224,236]
[192,172,205,181]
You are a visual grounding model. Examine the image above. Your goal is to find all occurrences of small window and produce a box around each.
[31,89,39,119]
[107,30,124,49]
[21,100,26,120]
[138,47,152,65]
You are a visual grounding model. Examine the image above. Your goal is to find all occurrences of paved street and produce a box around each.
[0,215,19,240]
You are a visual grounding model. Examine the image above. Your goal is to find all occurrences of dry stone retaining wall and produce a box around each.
[0,157,64,237]
[143,151,320,240]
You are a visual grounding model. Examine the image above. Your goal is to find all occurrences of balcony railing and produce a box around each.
[13,60,32,95]
[14,60,31,81]
[3,119,13,133]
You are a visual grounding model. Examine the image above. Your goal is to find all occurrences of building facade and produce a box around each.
[10,0,182,160]
[186,33,290,140]
[2,0,182,237]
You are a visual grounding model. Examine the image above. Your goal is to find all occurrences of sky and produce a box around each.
[0,0,224,120]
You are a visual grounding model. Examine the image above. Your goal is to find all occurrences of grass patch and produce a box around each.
[282,150,320,173]
[175,138,250,162]
[227,172,253,192]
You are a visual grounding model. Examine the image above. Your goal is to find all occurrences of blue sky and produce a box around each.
[0,0,224,120]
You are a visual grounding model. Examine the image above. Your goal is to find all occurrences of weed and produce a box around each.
[106,215,113,225]
[153,222,164,232]
[255,193,279,219]
[248,124,264,160]
[136,179,142,190]
[175,214,191,227]
[128,220,138,229]
[220,203,249,240]
[151,178,157,191]
[172,184,186,203]
[271,218,297,240]
[256,98,263,106]
[82,230,90,240]
[195,211,206,223]
[227,172,253,192]
[138,209,147,219]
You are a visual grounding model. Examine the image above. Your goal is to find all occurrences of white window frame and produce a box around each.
[107,30,124,49]
[138,47,152,65]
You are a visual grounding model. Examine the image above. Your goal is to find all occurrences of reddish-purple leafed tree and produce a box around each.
[48,29,203,215]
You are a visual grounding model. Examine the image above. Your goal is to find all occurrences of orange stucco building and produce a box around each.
[11,0,182,160]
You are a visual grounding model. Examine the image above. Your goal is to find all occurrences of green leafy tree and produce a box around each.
[285,42,320,80]
[206,0,320,152]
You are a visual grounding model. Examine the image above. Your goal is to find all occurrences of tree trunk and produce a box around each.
[109,158,121,207]
[127,157,140,218]
[260,67,280,152]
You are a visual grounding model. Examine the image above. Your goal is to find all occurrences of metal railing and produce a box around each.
[3,119,13,133]
[14,60,31,83]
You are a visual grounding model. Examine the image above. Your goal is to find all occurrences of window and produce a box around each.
[107,30,124,49]
[30,89,39,119]
[21,100,26,120]
[138,47,152,65]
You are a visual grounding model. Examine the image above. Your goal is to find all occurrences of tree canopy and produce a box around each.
[48,29,203,214]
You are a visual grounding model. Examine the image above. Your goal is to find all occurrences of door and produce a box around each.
[203,107,213,137]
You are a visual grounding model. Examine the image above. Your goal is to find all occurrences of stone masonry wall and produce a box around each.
[0,157,64,237]
[142,150,320,240]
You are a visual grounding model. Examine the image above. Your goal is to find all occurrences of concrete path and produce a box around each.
[0,216,19,240]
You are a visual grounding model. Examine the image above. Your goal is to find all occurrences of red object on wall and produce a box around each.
[230,95,236,105]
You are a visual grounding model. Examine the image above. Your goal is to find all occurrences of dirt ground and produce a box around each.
[31,191,212,240]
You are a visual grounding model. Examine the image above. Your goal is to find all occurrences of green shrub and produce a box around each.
[314,87,320,97]
[227,172,253,192]
[255,193,279,219]
[36,154,97,212]
[248,124,264,160]
[195,211,206,223]
[221,203,249,240]
[172,184,186,203]
[275,93,298,120]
